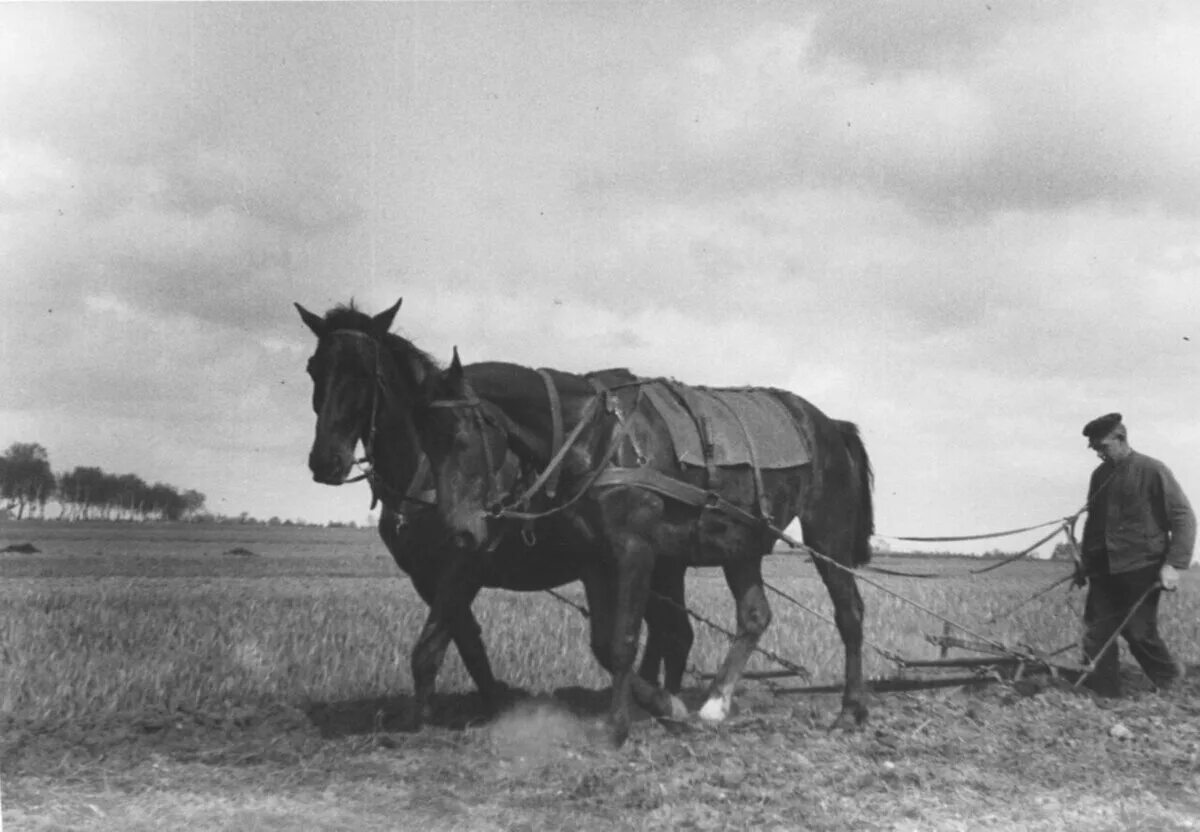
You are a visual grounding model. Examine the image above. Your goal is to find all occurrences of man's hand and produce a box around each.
[1160,563,1180,592]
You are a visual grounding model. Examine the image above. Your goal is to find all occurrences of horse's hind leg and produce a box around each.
[808,536,868,729]
[699,556,771,724]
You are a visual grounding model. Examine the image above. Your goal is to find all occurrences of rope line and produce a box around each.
[878,511,1083,543]
[864,521,1072,580]
[763,580,908,665]
[983,571,1076,626]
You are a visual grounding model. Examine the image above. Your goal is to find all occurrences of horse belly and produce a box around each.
[652,505,772,567]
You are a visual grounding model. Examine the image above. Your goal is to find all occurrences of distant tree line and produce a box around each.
[0,442,206,522]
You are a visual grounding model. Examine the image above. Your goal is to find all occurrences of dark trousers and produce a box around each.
[1082,564,1179,695]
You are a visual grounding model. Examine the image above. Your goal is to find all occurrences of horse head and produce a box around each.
[295,298,429,489]
[424,349,529,551]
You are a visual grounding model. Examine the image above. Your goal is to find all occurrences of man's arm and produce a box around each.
[1161,466,1196,570]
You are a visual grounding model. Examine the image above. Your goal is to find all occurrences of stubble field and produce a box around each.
[2,520,1200,831]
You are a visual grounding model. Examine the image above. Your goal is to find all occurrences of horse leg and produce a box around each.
[411,564,492,724]
[449,607,513,712]
[410,610,455,726]
[588,500,686,742]
[641,560,693,696]
[808,530,868,729]
[606,530,661,746]
[582,557,686,742]
[699,556,771,724]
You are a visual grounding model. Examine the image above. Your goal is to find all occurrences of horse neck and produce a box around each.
[370,338,439,503]
[374,416,426,500]
[467,363,607,472]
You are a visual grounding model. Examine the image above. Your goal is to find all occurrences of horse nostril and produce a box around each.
[310,458,346,486]
[452,531,477,551]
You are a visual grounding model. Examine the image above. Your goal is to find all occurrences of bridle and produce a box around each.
[426,391,514,518]
[319,328,434,511]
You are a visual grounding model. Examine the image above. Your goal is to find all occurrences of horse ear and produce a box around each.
[295,303,326,338]
[447,347,464,387]
[370,298,403,339]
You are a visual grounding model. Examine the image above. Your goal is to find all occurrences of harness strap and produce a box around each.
[489,381,638,518]
[664,383,719,491]
[499,389,605,514]
[536,368,565,499]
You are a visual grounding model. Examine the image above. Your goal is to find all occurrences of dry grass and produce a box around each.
[4,520,1200,830]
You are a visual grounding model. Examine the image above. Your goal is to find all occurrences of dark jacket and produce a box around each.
[1081,450,1196,575]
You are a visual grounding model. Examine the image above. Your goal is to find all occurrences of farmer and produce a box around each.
[1077,412,1196,696]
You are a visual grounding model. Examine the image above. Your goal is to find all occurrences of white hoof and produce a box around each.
[698,697,729,724]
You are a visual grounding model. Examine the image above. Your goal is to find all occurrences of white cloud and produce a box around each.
[0,139,78,210]
[621,8,1200,218]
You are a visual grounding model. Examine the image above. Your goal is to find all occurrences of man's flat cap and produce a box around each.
[1082,412,1123,441]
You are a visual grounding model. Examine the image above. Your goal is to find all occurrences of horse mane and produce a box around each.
[321,302,442,399]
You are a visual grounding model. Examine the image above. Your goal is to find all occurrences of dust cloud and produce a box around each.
[487,699,593,764]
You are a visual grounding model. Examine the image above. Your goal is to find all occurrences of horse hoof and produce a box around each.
[665,694,690,722]
[698,697,729,724]
[482,681,517,715]
[828,706,868,732]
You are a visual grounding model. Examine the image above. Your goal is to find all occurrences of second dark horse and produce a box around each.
[423,347,876,746]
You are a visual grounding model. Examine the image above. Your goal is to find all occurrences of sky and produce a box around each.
[1,2,1198,555]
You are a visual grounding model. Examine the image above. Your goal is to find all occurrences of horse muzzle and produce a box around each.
[309,448,355,486]
[444,509,494,553]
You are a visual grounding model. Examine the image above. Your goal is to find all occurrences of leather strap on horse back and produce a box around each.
[536,368,565,499]
[661,384,720,491]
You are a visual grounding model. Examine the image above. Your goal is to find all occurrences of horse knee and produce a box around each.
[740,601,772,637]
[610,631,640,669]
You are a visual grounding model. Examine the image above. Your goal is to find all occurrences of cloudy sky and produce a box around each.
[2,3,1197,553]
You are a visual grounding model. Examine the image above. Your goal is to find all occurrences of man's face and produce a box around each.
[1089,431,1123,462]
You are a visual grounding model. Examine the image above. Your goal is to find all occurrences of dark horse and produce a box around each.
[296,299,693,726]
[422,349,875,746]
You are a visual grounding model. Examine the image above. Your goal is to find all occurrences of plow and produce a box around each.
[551,510,1120,700]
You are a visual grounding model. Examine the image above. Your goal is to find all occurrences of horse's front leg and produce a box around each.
[597,489,683,744]
[606,534,655,747]
[448,607,512,715]
[409,609,456,727]
[408,561,494,726]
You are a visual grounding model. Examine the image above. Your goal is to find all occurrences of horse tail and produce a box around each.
[835,420,874,566]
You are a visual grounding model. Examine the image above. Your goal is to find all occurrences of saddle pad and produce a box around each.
[642,381,811,469]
